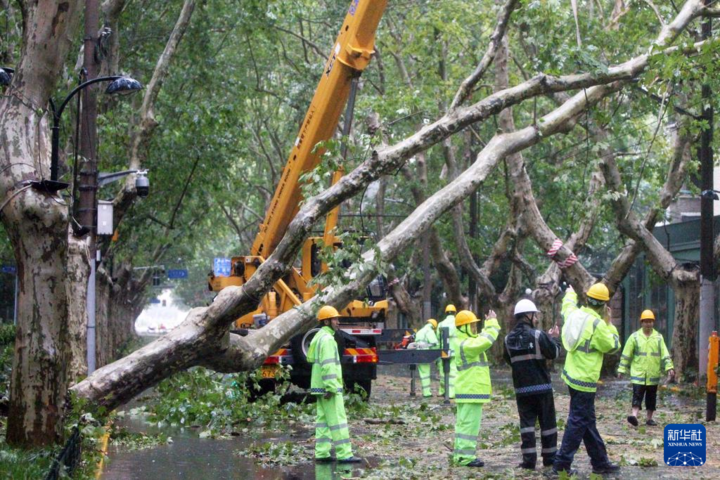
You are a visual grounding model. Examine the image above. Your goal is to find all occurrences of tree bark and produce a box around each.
[1,0,84,446]
[671,279,700,377]
[65,236,91,380]
[401,158,465,309]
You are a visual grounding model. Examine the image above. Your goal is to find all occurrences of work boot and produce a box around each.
[626,415,639,427]
[314,457,334,463]
[337,456,362,464]
[466,458,485,468]
[592,463,621,475]
[518,461,535,470]
[645,419,657,426]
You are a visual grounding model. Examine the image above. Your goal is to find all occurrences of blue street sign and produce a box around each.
[167,269,188,280]
[1,265,16,274]
[213,257,232,277]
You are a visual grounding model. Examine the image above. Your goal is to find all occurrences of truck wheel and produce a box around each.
[290,328,319,365]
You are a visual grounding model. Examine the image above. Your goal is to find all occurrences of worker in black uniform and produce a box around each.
[503,299,561,470]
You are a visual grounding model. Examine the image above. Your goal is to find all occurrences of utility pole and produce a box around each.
[468,129,478,313]
[80,0,101,374]
[698,0,715,381]
[422,236,432,321]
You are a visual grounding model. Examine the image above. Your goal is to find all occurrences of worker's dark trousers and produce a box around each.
[554,387,611,471]
[517,392,557,467]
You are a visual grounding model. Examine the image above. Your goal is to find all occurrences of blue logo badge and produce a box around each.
[664,424,706,466]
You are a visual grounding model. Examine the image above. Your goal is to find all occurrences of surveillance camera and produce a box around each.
[135,170,149,198]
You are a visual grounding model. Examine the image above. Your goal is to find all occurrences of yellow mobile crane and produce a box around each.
[208,0,389,396]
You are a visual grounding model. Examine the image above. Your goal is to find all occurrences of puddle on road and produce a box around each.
[102,412,379,480]
[102,435,376,480]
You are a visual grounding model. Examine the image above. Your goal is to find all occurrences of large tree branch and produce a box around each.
[450,0,519,109]
[601,142,680,280]
[98,0,129,77]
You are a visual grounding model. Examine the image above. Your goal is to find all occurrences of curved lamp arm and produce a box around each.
[55,75,122,120]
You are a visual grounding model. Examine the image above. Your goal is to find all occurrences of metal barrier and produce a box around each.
[45,426,82,480]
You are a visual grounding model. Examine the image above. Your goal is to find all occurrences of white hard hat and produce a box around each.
[514,299,539,316]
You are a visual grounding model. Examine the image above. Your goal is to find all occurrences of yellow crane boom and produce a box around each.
[251,0,387,258]
[209,0,389,329]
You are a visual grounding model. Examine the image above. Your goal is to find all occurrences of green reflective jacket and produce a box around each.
[414,323,438,349]
[308,326,343,395]
[438,314,457,356]
[454,317,500,404]
[617,328,673,385]
[561,291,620,393]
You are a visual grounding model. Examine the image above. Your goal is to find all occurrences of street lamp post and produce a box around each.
[34,76,143,193]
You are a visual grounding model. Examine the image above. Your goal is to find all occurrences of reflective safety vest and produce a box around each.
[438,315,457,356]
[560,291,620,393]
[617,328,673,385]
[454,317,501,404]
[414,323,439,349]
[307,326,344,395]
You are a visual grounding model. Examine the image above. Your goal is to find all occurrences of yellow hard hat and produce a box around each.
[317,305,340,322]
[455,310,479,327]
[427,319,438,329]
[445,304,457,314]
[640,310,655,321]
[587,283,610,302]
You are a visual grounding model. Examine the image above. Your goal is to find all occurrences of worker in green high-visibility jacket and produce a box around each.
[413,318,439,397]
[553,284,621,477]
[618,309,675,427]
[452,309,500,468]
[437,304,458,398]
[308,306,361,464]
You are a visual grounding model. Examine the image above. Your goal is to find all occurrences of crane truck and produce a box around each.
[208,0,390,397]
